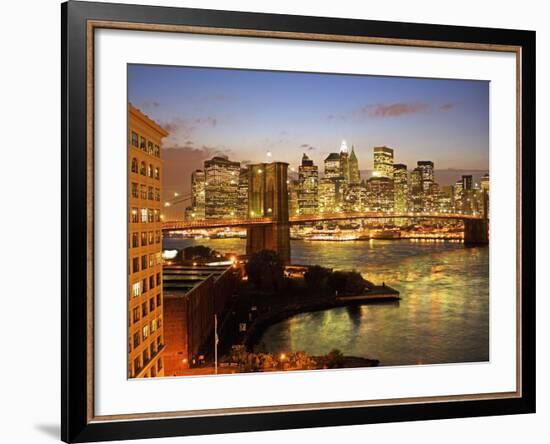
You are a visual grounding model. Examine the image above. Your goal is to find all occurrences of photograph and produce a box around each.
[127,64,490,378]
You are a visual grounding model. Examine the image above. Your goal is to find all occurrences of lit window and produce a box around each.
[131,282,141,297]
[143,325,149,339]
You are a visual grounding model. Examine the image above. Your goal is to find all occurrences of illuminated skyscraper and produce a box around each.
[393,163,409,212]
[128,104,167,379]
[339,140,350,183]
[417,161,434,193]
[373,146,394,179]
[461,174,473,190]
[343,183,367,212]
[288,179,300,216]
[204,155,240,219]
[298,153,318,214]
[366,177,394,212]
[410,168,423,212]
[189,169,205,219]
[237,168,249,218]
[349,145,361,184]
[324,153,341,179]
[480,173,490,193]
[318,178,338,213]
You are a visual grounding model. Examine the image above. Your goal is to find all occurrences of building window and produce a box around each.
[140,161,146,176]
[150,365,157,377]
[140,184,147,200]
[155,231,161,243]
[143,325,149,339]
[132,307,140,324]
[140,232,147,246]
[154,188,160,201]
[149,275,155,290]
[154,167,160,180]
[131,281,141,298]
[154,144,160,157]
[157,317,162,329]
[131,131,138,147]
[134,357,141,373]
[156,273,161,287]
[141,255,147,270]
[149,254,155,268]
[148,231,154,244]
[151,319,157,333]
[148,164,153,178]
[154,209,160,222]
[133,332,140,348]
[157,336,162,347]
[149,297,155,312]
[157,357,163,371]
[156,293,161,307]
[131,158,138,173]
[131,232,138,248]
[142,278,148,293]
[141,208,148,223]
[140,136,146,150]
[148,141,154,155]
[132,257,139,273]
[131,182,139,198]
[148,186,154,200]
[143,350,149,366]
[142,302,148,317]
[130,208,139,223]
[148,209,155,223]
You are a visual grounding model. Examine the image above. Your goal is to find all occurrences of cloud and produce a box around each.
[357,102,430,118]
[160,114,221,149]
[300,143,316,151]
[440,102,456,112]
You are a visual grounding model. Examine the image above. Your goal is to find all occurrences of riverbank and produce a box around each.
[244,284,400,350]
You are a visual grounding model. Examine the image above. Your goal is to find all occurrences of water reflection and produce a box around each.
[163,237,489,366]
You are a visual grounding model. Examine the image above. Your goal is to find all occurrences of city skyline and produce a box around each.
[128,65,489,206]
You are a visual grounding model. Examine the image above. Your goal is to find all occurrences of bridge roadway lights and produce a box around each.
[463,218,489,245]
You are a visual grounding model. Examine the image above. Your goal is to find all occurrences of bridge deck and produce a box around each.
[162,212,484,231]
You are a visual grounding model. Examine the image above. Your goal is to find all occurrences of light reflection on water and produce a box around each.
[163,237,489,366]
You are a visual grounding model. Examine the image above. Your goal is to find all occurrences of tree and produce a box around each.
[245,250,284,292]
[344,271,368,294]
[327,270,367,295]
[304,265,331,289]
[325,349,345,369]
[326,271,348,293]
[183,245,216,260]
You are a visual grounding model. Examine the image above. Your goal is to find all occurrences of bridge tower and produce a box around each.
[463,190,489,245]
[246,162,291,264]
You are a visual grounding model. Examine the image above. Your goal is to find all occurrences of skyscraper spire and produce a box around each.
[340,139,348,154]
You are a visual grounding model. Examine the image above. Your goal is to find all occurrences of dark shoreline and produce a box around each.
[244,291,400,353]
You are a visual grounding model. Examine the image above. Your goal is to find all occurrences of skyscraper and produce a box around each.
[324,153,341,179]
[237,168,249,218]
[373,146,394,179]
[318,178,338,213]
[410,168,423,212]
[190,169,205,219]
[366,177,394,212]
[128,104,167,378]
[417,161,434,193]
[298,153,318,215]
[393,163,409,212]
[204,155,240,219]
[349,145,361,184]
[339,140,351,183]
[461,174,473,190]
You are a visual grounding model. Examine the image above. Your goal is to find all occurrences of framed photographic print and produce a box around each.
[61,1,536,442]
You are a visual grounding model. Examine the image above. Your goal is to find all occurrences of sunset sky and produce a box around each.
[128,64,489,211]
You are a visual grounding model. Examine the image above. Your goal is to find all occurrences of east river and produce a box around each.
[163,237,489,366]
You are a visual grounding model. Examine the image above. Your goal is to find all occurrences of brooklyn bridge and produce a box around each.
[162,162,489,264]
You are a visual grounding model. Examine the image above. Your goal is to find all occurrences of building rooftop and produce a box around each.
[163,265,230,294]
